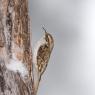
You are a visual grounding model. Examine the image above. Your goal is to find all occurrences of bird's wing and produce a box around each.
[36,44,50,77]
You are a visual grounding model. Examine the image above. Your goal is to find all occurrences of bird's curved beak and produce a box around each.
[42,27,47,35]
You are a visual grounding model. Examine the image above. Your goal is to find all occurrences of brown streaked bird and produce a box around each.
[33,27,54,92]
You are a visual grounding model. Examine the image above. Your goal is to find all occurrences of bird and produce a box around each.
[33,27,54,92]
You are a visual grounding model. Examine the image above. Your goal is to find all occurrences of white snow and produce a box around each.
[6,56,28,78]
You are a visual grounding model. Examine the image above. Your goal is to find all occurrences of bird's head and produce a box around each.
[42,27,54,52]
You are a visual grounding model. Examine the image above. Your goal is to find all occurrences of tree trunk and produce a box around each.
[0,0,35,95]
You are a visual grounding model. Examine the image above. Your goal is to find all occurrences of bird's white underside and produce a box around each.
[33,36,46,67]
[33,35,47,91]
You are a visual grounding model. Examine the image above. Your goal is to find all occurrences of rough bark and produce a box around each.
[0,0,34,95]
[0,63,30,95]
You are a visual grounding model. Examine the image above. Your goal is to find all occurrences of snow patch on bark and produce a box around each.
[6,58,28,78]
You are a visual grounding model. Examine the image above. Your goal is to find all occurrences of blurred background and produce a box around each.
[29,0,95,95]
